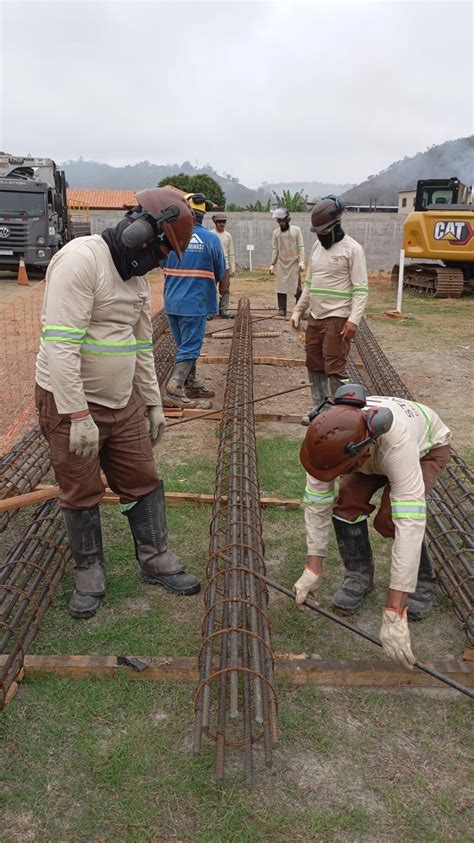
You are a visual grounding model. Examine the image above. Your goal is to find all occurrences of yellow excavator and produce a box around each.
[392,177,474,297]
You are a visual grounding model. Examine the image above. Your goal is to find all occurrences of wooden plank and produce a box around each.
[0,487,301,512]
[2,654,472,689]
[199,356,305,367]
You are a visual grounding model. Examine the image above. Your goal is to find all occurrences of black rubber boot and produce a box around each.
[125,483,200,595]
[301,370,328,426]
[165,360,197,407]
[277,293,287,317]
[331,517,374,613]
[407,541,435,621]
[219,293,234,319]
[62,506,106,619]
[185,361,215,399]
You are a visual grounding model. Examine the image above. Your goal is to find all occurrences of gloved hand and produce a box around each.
[340,320,358,342]
[69,414,99,461]
[290,311,301,331]
[299,261,305,271]
[269,265,274,275]
[379,608,416,670]
[293,567,322,607]
[147,405,166,445]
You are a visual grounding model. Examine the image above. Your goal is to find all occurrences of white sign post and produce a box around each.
[246,244,254,271]
[396,248,405,313]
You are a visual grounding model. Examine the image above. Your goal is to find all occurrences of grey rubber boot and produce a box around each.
[125,482,200,595]
[219,293,234,319]
[407,541,435,621]
[165,360,197,407]
[328,374,347,398]
[301,370,328,426]
[185,361,215,399]
[331,517,374,613]
[277,293,287,316]
[62,505,106,619]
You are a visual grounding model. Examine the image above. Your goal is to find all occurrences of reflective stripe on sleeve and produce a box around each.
[303,486,335,506]
[136,339,153,353]
[391,500,426,520]
[352,286,369,295]
[41,325,86,343]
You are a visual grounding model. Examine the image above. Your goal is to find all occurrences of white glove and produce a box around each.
[293,568,322,607]
[69,415,99,461]
[147,405,166,445]
[269,265,274,275]
[379,608,416,670]
[290,311,301,331]
[299,262,305,271]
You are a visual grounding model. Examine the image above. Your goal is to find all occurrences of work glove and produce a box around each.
[379,608,416,670]
[293,568,322,607]
[147,405,166,446]
[340,320,358,342]
[299,261,305,271]
[269,265,274,275]
[290,311,301,331]
[69,414,99,461]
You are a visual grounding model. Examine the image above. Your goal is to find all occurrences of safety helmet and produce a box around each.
[185,193,215,215]
[300,384,393,481]
[272,207,290,220]
[310,195,344,234]
[121,187,194,260]
[212,212,227,223]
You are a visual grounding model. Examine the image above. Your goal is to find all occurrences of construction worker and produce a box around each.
[293,384,451,668]
[290,196,368,424]
[163,193,226,407]
[269,208,305,316]
[212,212,235,318]
[35,188,201,619]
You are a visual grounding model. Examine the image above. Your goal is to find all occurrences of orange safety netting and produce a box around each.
[0,270,164,456]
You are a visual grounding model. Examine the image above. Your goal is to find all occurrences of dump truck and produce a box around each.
[392,177,474,297]
[0,155,72,273]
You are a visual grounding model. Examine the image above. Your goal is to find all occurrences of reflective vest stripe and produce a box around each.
[81,337,138,356]
[308,288,356,298]
[411,401,434,450]
[391,500,426,519]
[303,486,335,506]
[164,268,215,280]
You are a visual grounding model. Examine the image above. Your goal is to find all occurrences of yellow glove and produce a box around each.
[380,608,416,670]
[293,568,322,607]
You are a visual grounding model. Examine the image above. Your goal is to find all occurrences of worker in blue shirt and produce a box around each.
[164,193,226,407]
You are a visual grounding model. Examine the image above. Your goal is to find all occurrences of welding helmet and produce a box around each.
[121,187,194,260]
[300,384,393,481]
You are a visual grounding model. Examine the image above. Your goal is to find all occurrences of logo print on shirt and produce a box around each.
[188,233,205,251]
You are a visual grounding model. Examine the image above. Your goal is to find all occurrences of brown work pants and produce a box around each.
[305,315,350,378]
[218,269,231,296]
[35,384,160,509]
[333,444,451,538]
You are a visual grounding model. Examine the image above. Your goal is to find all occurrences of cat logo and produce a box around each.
[433,220,473,246]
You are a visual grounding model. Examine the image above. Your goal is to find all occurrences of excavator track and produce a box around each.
[391,264,464,298]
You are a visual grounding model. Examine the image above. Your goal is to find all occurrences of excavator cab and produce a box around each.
[392,176,474,297]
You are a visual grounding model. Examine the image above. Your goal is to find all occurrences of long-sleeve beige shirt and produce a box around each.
[35,235,162,415]
[216,230,235,274]
[303,396,451,592]
[271,225,305,295]
[294,235,368,324]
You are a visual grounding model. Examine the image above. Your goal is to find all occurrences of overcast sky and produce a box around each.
[1,0,472,187]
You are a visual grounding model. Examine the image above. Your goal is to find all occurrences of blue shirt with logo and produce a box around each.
[163,223,226,317]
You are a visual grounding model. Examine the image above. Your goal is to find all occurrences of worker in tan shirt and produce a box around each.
[291,196,368,423]
[35,188,200,619]
[293,384,451,669]
[269,208,305,316]
[212,212,235,318]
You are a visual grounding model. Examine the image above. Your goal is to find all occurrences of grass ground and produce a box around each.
[1,273,473,842]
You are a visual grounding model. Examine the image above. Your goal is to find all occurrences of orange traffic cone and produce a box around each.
[17,256,29,286]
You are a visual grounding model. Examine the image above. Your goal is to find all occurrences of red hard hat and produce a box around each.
[135,187,194,260]
[300,404,370,481]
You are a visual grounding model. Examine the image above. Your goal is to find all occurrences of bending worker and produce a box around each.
[164,193,225,407]
[269,207,305,316]
[290,197,368,422]
[35,188,200,619]
[293,384,451,668]
[212,212,235,318]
